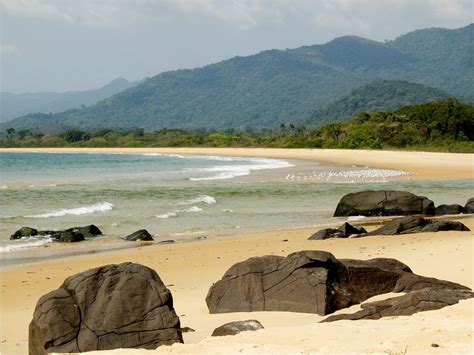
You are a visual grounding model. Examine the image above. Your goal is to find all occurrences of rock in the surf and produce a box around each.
[10,227,39,240]
[50,230,85,243]
[321,289,473,322]
[333,190,435,217]
[211,320,264,337]
[29,262,182,354]
[122,229,154,241]
[465,198,474,213]
[65,224,102,238]
[435,204,465,215]
[206,250,471,316]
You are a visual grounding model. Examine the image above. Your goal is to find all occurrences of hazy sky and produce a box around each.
[1,0,472,93]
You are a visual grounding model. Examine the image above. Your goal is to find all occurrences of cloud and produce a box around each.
[0,44,20,56]
[0,0,471,31]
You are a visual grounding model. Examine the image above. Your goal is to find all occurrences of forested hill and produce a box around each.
[2,24,472,132]
[304,80,450,127]
[0,78,138,123]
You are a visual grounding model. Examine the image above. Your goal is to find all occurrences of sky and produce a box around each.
[1,0,472,93]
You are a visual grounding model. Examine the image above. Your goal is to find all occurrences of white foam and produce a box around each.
[0,237,54,253]
[347,216,366,221]
[184,206,203,213]
[142,153,185,158]
[156,205,203,219]
[189,158,293,181]
[285,168,410,183]
[156,211,178,219]
[27,201,114,218]
[179,195,217,205]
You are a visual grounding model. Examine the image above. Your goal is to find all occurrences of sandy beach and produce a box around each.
[0,148,473,354]
[1,147,473,180]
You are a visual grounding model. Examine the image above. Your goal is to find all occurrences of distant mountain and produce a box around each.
[2,24,472,132]
[0,78,138,122]
[304,80,451,127]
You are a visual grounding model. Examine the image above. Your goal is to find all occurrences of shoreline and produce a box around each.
[0,218,472,354]
[1,147,473,180]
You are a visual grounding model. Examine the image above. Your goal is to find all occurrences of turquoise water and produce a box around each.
[1,152,472,253]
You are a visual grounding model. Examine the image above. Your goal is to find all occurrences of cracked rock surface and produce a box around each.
[29,263,182,354]
[206,250,472,317]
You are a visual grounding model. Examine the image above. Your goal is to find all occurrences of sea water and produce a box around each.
[0,152,472,254]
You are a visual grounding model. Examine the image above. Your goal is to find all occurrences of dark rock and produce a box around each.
[421,220,470,232]
[159,240,175,244]
[308,222,366,240]
[10,227,39,240]
[366,216,470,236]
[180,327,195,333]
[338,222,367,236]
[51,230,85,243]
[206,250,472,317]
[29,262,182,354]
[435,204,465,215]
[66,224,102,238]
[123,229,154,241]
[321,289,473,322]
[308,228,345,240]
[211,320,264,337]
[465,198,474,213]
[334,190,435,217]
[366,216,428,236]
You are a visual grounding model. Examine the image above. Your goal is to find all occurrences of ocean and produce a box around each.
[1,152,472,256]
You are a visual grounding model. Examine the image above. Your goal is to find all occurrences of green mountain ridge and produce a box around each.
[305,80,451,126]
[2,24,472,132]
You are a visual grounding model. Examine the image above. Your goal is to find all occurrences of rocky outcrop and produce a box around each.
[29,263,182,354]
[123,229,154,241]
[333,190,435,217]
[435,204,465,215]
[206,251,471,317]
[308,222,366,240]
[211,320,264,337]
[365,216,470,236]
[10,225,102,242]
[321,289,473,322]
[10,227,39,240]
[465,198,474,213]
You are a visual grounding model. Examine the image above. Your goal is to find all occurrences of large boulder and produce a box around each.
[333,190,435,217]
[421,220,470,233]
[435,204,465,215]
[29,263,182,354]
[322,289,473,322]
[123,229,154,241]
[206,251,471,317]
[50,230,85,243]
[308,222,366,240]
[65,224,102,238]
[211,320,264,337]
[464,198,474,213]
[10,227,39,240]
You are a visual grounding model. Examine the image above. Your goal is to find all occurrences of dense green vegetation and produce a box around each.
[305,80,450,126]
[3,100,472,153]
[1,24,472,132]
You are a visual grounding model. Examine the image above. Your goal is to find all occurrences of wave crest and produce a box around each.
[27,201,114,218]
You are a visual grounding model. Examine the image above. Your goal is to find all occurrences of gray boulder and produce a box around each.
[10,227,39,240]
[211,320,264,337]
[334,190,435,217]
[435,204,465,215]
[29,262,182,354]
[122,229,154,241]
[205,250,470,316]
[465,198,474,213]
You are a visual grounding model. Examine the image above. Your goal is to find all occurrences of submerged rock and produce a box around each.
[435,204,465,215]
[50,230,85,243]
[122,229,154,241]
[211,320,264,337]
[65,224,102,238]
[29,262,183,354]
[334,190,435,217]
[10,225,102,242]
[206,250,471,317]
